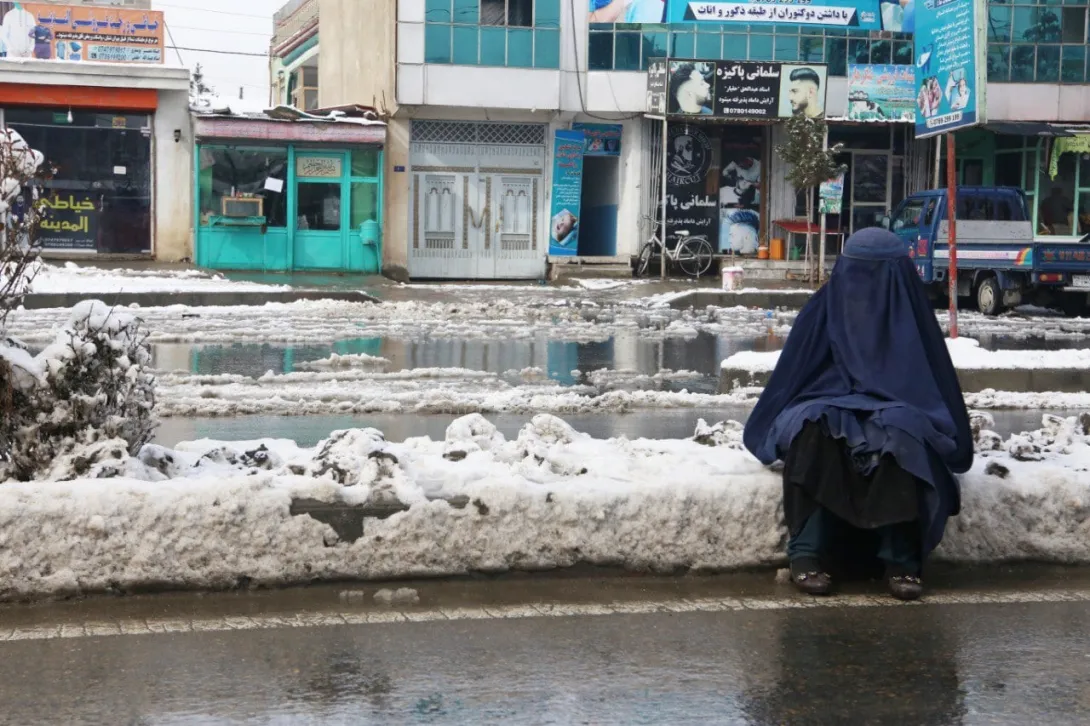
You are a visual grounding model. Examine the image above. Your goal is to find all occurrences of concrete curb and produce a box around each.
[20,290,381,310]
[667,289,814,311]
[720,366,1090,394]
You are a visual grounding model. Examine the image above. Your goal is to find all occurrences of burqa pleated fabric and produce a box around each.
[742,227,973,557]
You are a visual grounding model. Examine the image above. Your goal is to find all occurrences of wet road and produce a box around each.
[3,568,1090,724]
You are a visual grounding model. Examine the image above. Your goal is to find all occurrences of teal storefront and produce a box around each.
[192,113,385,273]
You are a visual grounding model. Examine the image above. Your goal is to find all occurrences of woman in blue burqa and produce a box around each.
[743,228,973,601]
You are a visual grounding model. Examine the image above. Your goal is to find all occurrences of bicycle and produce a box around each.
[636,219,715,278]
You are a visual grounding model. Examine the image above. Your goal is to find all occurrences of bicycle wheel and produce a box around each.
[677,238,714,278]
[636,241,655,276]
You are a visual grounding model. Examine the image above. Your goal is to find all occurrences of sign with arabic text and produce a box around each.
[667,0,880,28]
[662,59,828,119]
[549,130,585,257]
[39,192,98,250]
[5,3,164,63]
[572,123,622,156]
[912,0,987,138]
[847,64,917,122]
[646,59,668,114]
[296,155,343,178]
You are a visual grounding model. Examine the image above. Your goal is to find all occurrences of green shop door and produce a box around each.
[293,152,348,270]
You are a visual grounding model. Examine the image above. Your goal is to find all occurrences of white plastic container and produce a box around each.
[721,266,745,291]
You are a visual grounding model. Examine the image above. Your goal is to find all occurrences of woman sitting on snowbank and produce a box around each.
[743,227,973,601]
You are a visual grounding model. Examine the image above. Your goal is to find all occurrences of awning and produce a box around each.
[984,121,1075,137]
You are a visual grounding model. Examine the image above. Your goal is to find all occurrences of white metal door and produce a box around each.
[411,172,472,278]
[490,174,541,279]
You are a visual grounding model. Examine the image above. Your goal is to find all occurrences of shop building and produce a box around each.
[0,3,191,260]
[290,0,1090,280]
[192,106,386,274]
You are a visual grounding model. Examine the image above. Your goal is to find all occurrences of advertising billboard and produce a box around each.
[651,60,829,119]
[912,0,986,138]
[0,3,164,63]
[847,64,917,121]
[589,0,912,31]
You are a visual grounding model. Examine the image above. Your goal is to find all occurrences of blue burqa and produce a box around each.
[743,228,973,556]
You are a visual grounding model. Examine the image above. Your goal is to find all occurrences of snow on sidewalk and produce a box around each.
[1,413,1089,602]
[27,261,290,295]
[722,337,1090,372]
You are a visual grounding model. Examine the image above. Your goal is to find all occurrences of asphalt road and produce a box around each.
[2,568,1090,725]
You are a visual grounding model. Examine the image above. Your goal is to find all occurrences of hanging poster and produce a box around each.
[549,130,585,256]
[3,3,165,63]
[819,172,846,214]
[572,123,622,157]
[646,59,668,114]
[661,60,829,119]
[846,64,917,121]
[719,127,762,254]
[912,0,987,138]
[665,124,718,248]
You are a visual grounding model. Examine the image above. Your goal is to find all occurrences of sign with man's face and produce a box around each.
[649,59,828,120]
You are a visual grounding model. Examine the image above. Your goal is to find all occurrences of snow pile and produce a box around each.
[294,352,390,371]
[26,260,290,295]
[2,414,1090,601]
[0,301,156,481]
[722,337,1090,372]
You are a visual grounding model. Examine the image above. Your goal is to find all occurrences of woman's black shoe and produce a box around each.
[790,559,832,596]
[887,574,924,601]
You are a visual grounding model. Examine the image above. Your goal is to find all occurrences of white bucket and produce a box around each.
[721,266,744,291]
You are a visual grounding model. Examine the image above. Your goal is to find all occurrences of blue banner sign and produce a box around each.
[588,0,910,30]
[549,130,585,256]
[913,0,987,138]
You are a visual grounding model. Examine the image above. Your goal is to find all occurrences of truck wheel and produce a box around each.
[976,276,1004,316]
[1061,296,1088,318]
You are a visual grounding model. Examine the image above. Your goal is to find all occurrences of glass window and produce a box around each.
[1011,45,1036,81]
[535,0,560,28]
[642,28,668,66]
[989,6,1012,42]
[957,193,995,220]
[1037,44,1061,82]
[1013,7,1040,41]
[989,44,1011,81]
[749,34,773,61]
[825,37,847,76]
[695,32,721,59]
[426,0,451,23]
[870,40,892,64]
[800,36,823,63]
[613,31,641,70]
[1062,7,1087,43]
[891,199,924,231]
[534,29,560,68]
[425,23,452,63]
[852,206,886,232]
[297,182,342,231]
[351,149,379,178]
[853,155,889,204]
[773,34,798,61]
[481,26,507,65]
[453,0,478,23]
[507,27,532,66]
[670,30,695,58]
[452,25,479,64]
[481,0,531,26]
[892,40,912,65]
[1062,44,1085,82]
[1037,153,1076,235]
[1078,192,1090,235]
[350,182,380,229]
[587,31,614,70]
[722,32,747,59]
[197,147,288,229]
[848,38,869,64]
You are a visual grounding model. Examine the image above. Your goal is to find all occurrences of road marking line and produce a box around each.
[2,589,1088,644]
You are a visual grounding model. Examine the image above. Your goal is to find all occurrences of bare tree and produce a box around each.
[0,128,47,325]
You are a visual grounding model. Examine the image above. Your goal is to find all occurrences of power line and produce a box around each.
[155,2,272,20]
[167,45,268,58]
[172,24,272,38]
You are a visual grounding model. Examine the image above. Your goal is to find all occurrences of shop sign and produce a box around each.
[38,192,98,250]
[589,0,906,32]
[296,156,343,178]
[653,59,828,120]
[548,130,585,257]
[8,3,164,63]
[912,0,987,138]
[665,124,717,245]
[646,59,668,115]
[572,123,622,157]
[846,64,917,122]
[819,172,846,214]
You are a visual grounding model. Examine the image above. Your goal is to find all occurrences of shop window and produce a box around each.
[426,0,451,22]
[351,149,380,179]
[1037,153,1076,235]
[198,148,288,228]
[11,109,152,254]
[1062,7,1087,44]
[350,182,380,229]
[297,183,342,231]
[989,6,1012,43]
[1062,45,1086,83]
